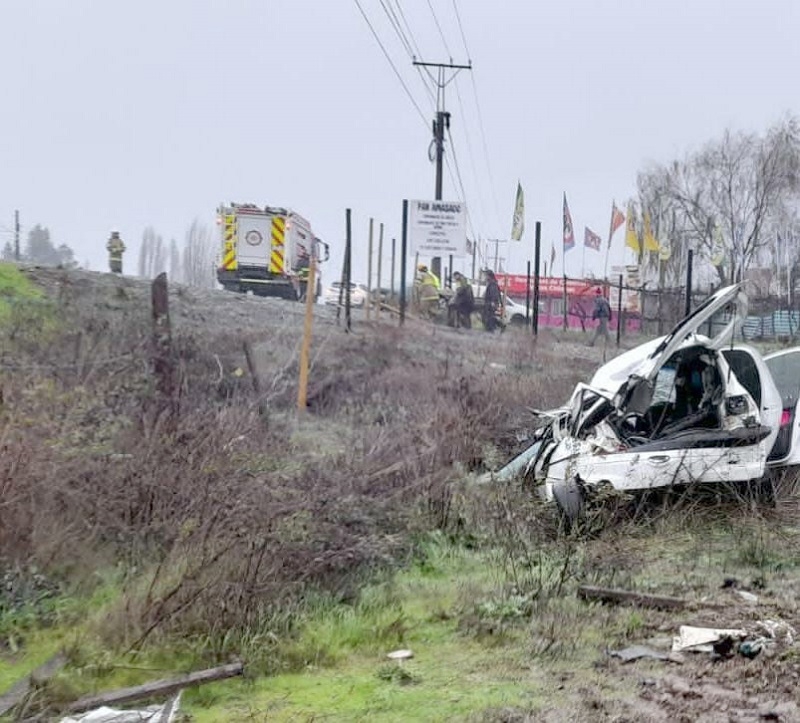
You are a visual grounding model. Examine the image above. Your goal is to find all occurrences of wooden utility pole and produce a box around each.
[151,273,175,403]
[14,210,20,260]
[297,247,318,411]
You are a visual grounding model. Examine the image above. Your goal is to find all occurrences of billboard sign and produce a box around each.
[408,200,467,257]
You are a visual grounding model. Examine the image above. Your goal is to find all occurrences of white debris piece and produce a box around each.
[386,649,414,660]
[59,692,181,723]
[671,626,747,653]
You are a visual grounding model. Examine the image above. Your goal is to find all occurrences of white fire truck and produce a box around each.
[216,203,327,300]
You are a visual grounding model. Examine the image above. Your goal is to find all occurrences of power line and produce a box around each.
[447,0,503,230]
[453,75,488,238]
[445,128,479,244]
[452,0,471,61]
[426,0,453,59]
[353,0,429,127]
[384,0,437,109]
[378,0,414,58]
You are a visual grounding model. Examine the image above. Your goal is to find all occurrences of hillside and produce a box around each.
[1,264,798,722]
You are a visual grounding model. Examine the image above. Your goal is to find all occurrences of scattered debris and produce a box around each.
[735,589,759,604]
[578,585,688,610]
[386,649,414,661]
[59,692,181,723]
[63,662,243,716]
[738,639,766,659]
[671,626,747,653]
[755,619,796,645]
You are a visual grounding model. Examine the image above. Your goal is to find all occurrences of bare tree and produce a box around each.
[152,233,166,277]
[169,238,181,283]
[635,117,800,286]
[138,227,154,278]
[182,219,216,288]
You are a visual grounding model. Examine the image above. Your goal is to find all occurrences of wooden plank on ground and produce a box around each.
[64,661,244,714]
[577,585,688,610]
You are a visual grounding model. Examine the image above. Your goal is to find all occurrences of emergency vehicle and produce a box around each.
[216,203,327,300]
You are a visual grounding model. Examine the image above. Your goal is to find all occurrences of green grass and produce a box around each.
[2,509,797,721]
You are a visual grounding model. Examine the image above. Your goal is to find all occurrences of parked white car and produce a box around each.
[507,284,799,520]
[323,281,368,308]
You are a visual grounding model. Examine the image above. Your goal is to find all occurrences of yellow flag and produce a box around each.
[625,205,640,254]
[643,212,660,252]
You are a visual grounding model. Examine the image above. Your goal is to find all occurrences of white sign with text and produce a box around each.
[408,200,467,257]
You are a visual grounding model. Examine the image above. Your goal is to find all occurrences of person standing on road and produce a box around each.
[106,231,126,274]
[482,270,502,332]
[589,288,612,346]
[450,272,474,329]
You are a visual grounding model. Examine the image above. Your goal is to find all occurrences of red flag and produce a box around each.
[608,202,625,248]
[584,226,601,251]
[563,193,575,253]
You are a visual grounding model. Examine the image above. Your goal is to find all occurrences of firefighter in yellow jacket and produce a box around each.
[106,231,126,274]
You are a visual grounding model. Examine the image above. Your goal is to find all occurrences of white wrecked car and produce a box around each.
[515,284,800,519]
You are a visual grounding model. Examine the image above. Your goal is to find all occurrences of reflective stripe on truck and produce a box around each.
[270,217,286,273]
[222,214,238,270]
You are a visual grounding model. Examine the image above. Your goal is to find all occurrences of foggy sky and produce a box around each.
[2,0,797,282]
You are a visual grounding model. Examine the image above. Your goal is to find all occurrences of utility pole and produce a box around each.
[412,59,471,280]
[14,209,20,260]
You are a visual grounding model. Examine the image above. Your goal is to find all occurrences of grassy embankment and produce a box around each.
[1,263,798,721]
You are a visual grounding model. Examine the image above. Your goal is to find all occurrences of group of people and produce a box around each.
[414,264,504,332]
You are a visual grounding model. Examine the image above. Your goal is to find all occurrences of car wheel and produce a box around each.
[510,314,527,327]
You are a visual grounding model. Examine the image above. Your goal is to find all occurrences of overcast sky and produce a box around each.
[1,0,798,283]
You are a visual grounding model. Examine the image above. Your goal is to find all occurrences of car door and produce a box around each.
[763,348,800,466]
[722,346,782,459]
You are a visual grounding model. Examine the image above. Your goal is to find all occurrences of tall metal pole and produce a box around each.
[376,222,383,319]
[413,59,470,283]
[685,249,694,316]
[345,209,352,332]
[366,217,373,321]
[391,237,396,300]
[616,275,624,346]
[533,221,541,335]
[400,201,408,326]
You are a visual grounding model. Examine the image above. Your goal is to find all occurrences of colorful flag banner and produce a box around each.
[563,193,575,253]
[511,182,525,241]
[625,204,640,254]
[608,202,625,248]
[584,226,602,251]
[643,211,660,252]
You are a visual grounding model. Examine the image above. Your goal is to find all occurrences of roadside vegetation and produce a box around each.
[1,264,799,721]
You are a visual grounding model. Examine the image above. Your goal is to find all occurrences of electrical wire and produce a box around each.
[452,0,471,61]
[445,127,479,245]
[378,0,414,58]
[453,75,489,239]
[390,0,438,107]
[450,0,503,231]
[426,0,453,59]
[353,0,429,127]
